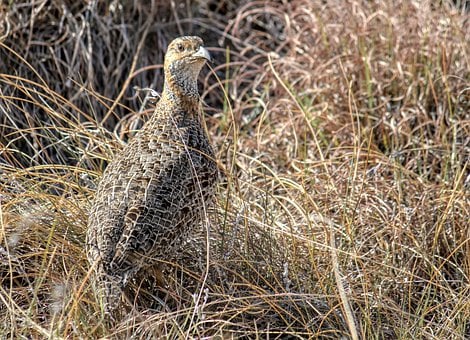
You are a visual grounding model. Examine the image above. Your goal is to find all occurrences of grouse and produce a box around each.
[86,36,217,316]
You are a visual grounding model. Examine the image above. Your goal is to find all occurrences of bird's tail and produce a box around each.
[90,262,124,320]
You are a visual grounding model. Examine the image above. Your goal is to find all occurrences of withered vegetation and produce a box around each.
[1,0,469,338]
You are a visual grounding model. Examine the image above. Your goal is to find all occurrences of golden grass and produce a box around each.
[1,0,469,338]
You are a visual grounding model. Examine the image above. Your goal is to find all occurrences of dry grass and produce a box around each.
[1,0,469,338]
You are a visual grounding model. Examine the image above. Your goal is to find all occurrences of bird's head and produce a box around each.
[163,36,212,99]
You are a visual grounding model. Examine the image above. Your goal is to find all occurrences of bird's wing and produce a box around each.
[107,151,193,273]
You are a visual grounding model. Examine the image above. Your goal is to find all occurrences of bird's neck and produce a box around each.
[160,82,200,119]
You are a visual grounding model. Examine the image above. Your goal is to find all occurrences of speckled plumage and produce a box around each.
[86,36,217,315]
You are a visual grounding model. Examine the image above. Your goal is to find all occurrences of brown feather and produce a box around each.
[86,36,217,317]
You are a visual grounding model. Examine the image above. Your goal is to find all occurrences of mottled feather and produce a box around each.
[86,36,217,316]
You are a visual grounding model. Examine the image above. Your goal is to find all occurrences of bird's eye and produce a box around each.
[176,43,184,52]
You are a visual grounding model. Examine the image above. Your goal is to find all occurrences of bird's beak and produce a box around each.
[193,46,212,63]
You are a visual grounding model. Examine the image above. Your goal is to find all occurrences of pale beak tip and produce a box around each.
[194,46,213,63]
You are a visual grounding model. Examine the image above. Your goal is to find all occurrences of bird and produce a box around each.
[86,36,218,317]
